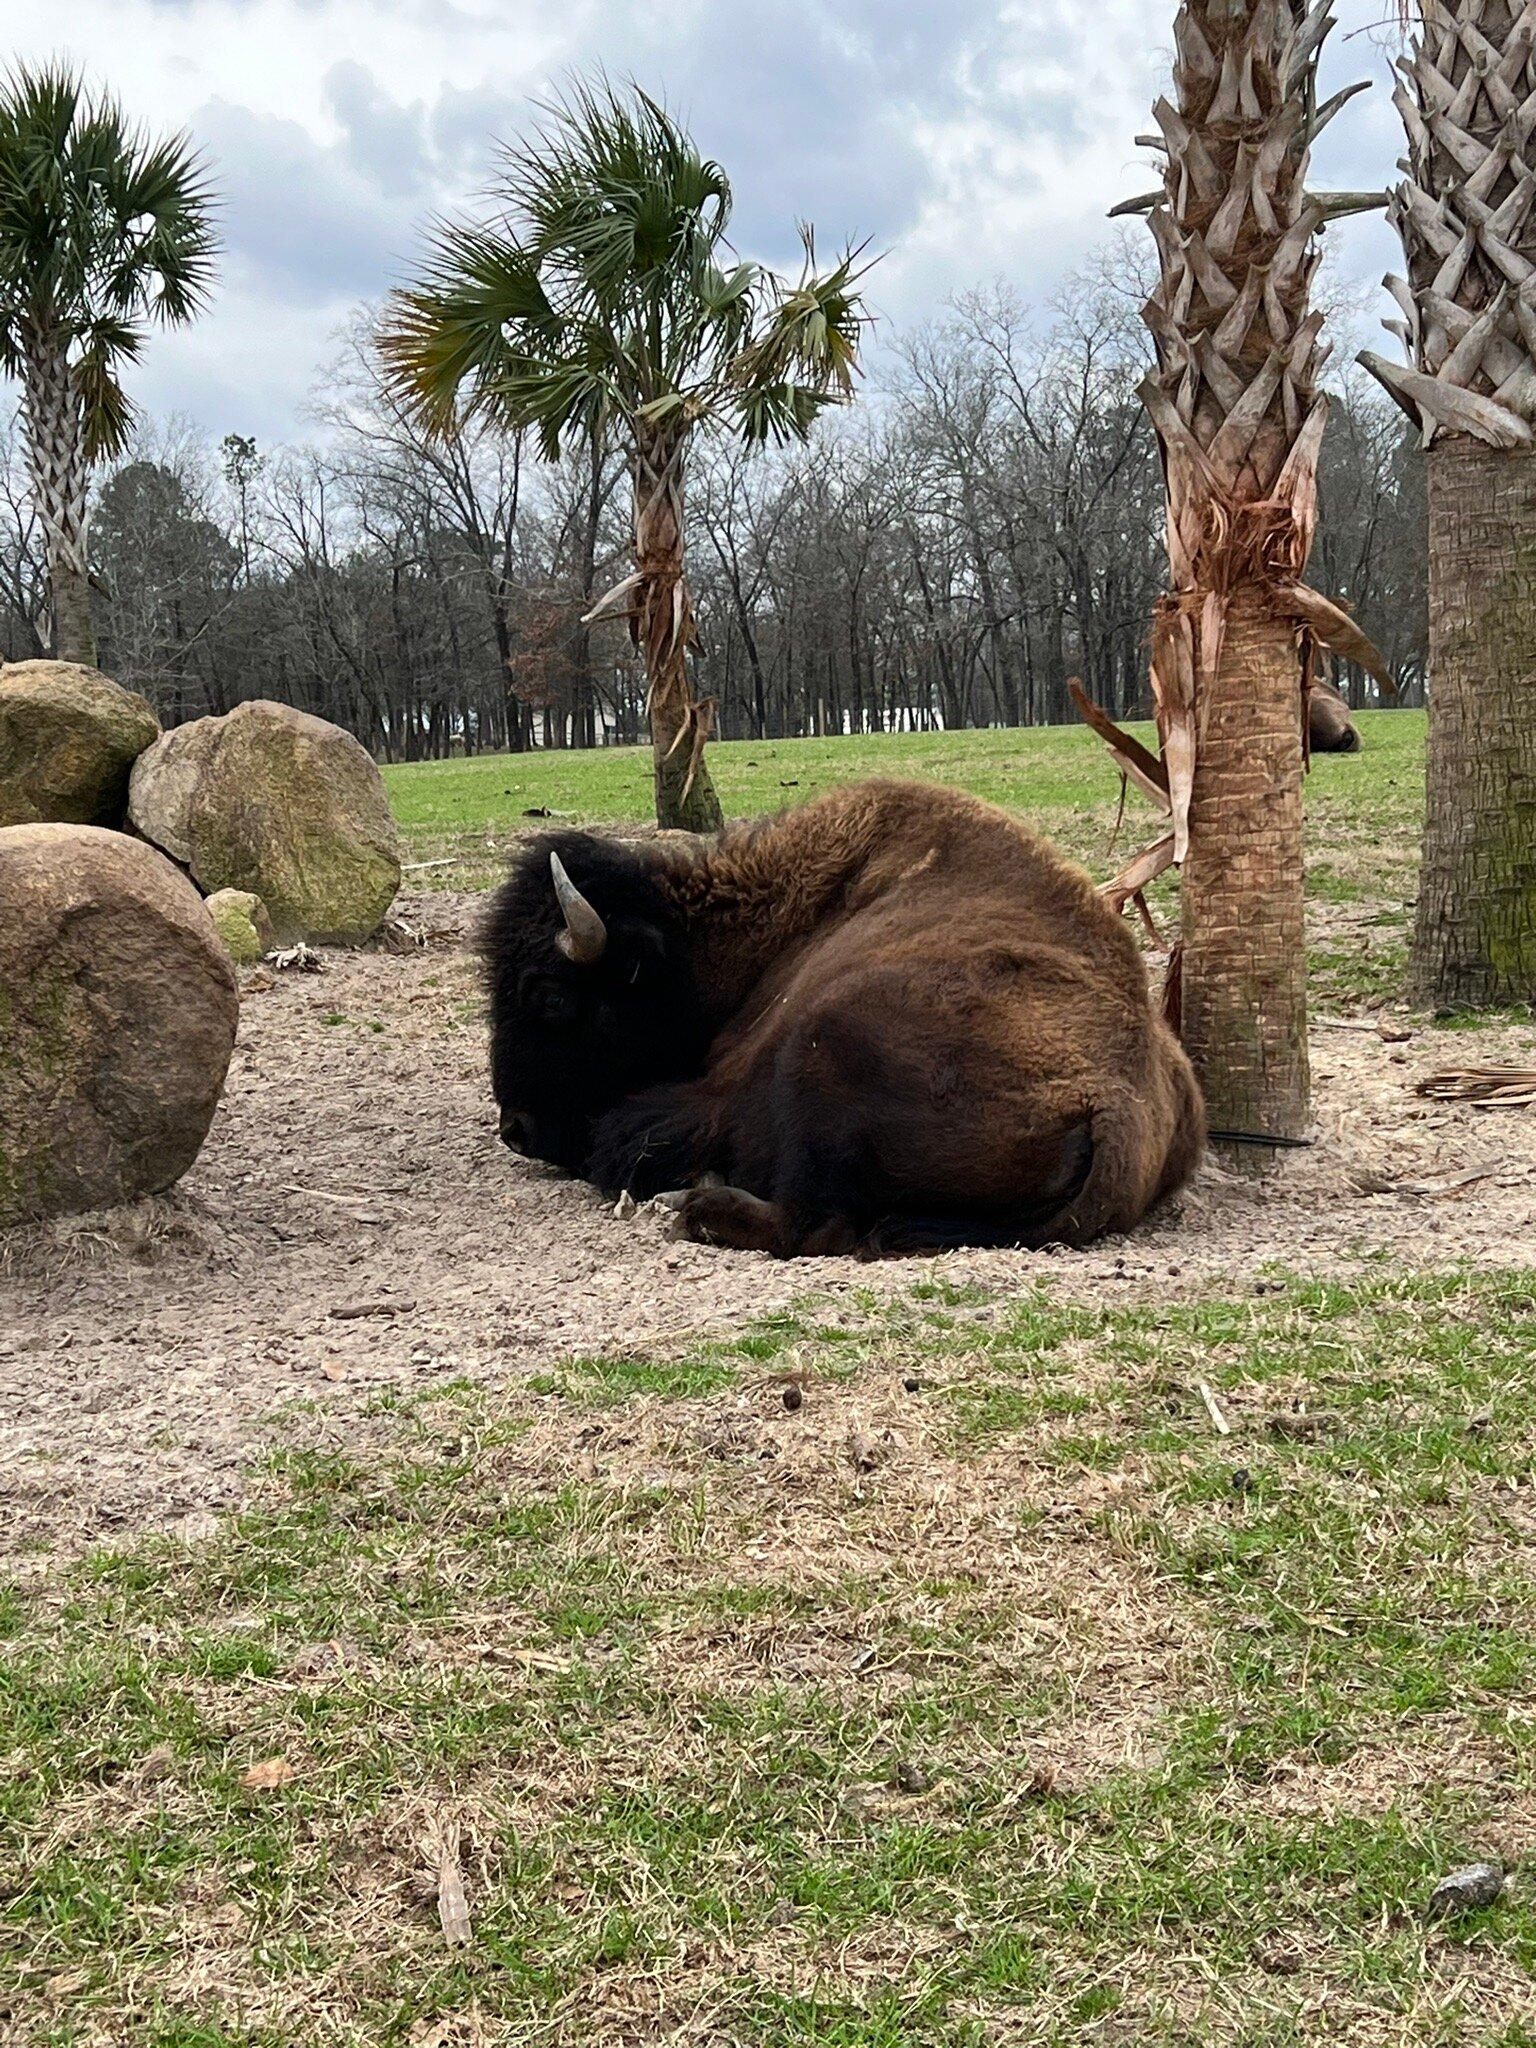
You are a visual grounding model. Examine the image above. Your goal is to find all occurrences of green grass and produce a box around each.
[383,711,1427,904]
[6,1267,1535,2044]
[382,714,1431,1008]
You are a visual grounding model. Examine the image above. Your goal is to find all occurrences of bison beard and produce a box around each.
[481,781,1205,1258]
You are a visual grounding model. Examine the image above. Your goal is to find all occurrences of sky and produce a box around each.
[9,0,1410,445]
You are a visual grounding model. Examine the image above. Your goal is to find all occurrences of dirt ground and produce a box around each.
[2,889,1534,1572]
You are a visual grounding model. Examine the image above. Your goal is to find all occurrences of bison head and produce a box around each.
[1309,681,1361,754]
[479,833,710,1174]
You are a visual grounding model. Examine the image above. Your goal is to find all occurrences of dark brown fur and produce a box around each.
[483,781,1205,1257]
[1309,680,1362,753]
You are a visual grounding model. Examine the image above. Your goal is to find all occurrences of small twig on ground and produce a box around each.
[424,1817,472,1947]
[268,943,325,973]
[1197,1381,1232,1437]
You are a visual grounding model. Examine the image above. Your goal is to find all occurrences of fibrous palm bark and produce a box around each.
[20,341,94,663]
[1361,1,1536,1008]
[628,428,723,834]
[1124,0,1386,1142]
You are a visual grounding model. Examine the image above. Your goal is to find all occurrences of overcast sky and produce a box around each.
[11,0,1408,445]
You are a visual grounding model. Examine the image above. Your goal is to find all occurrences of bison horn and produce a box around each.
[550,851,607,965]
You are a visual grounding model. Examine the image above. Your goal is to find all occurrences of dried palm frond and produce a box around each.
[1416,1065,1536,1106]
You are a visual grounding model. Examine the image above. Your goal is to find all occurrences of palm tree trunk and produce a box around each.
[1136,0,1355,1144]
[21,342,96,667]
[1360,1,1536,1009]
[633,430,723,833]
[1412,434,1536,1004]
[1181,590,1311,1125]
[52,560,96,667]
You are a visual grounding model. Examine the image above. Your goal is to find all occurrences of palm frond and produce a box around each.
[0,60,217,352]
[387,76,873,460]
[379,217,609,445]
[734,380,839,447]
[730,229,873,411]
[74,346,135,461]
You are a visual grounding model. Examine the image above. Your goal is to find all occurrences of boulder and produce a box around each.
[129,700,401,945]
[204,888,273,966]
[0,660,160,829]
[0,825,238,1226]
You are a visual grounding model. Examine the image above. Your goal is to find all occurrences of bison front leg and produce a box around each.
[588,1083,716,1201]
[667,1186,868,1258]
[670,1185,784,1252]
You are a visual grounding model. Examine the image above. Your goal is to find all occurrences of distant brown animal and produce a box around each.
[1309,680,1361,753]
[1132,678,1362,753]
[482,782,1205,1257]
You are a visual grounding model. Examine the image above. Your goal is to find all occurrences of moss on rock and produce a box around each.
[130,700,400,945]
[0,660,160,829]
[204,888,273,966]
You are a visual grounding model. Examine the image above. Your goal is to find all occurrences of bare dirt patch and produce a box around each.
[2,891,1533,1569]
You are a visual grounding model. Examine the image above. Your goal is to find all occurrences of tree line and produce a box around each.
[0,267,1426,761]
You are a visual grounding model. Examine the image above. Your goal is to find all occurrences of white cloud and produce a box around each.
[6,0,1414,440]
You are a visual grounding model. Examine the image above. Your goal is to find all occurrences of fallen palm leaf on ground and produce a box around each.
[1416,1067,1536,1109]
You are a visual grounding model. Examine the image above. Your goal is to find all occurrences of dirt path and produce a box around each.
[2,890,1533,1570]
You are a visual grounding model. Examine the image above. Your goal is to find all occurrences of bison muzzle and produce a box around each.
[482,780,1205,1257]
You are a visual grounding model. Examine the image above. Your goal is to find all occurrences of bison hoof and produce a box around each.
[673,1185,782,1253]
[649,1173,725,1214]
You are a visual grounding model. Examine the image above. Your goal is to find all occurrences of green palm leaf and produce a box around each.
[382,74,873,832]
[0,61,218,662]
[382,76,871,459]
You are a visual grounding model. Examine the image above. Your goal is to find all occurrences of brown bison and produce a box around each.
[483,781,1205,1257]
[1309,681,1361,753]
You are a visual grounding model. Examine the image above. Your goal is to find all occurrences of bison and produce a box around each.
[1309,680,1361,753]
[482,780,1205,1257]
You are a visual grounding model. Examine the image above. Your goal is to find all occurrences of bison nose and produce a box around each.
[500,1112,537,1155]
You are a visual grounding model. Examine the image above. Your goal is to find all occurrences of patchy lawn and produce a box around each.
[6,1269,1536,2045]
[6,712,1533,2042]
[381,712,1428,914]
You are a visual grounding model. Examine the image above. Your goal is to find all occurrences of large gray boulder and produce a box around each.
[129,700,401,945]
[0,660,160,829]
[0,825,238,1226]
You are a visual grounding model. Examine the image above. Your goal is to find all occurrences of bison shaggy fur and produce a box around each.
[482,780,1205,1257]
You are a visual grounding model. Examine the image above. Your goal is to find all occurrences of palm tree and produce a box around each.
[0,64,216,667]
[1360,1,1536,1009]
[381,79,868,831]
[1111,1,1388,1144]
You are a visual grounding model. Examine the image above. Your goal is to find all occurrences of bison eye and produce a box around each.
[520,972,576,1025]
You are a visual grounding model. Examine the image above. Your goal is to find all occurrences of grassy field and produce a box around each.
[383,710,1427,904]
[9,707,1535,2044]
[7,1271,1536,2044]
[385,711,1429,1015]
